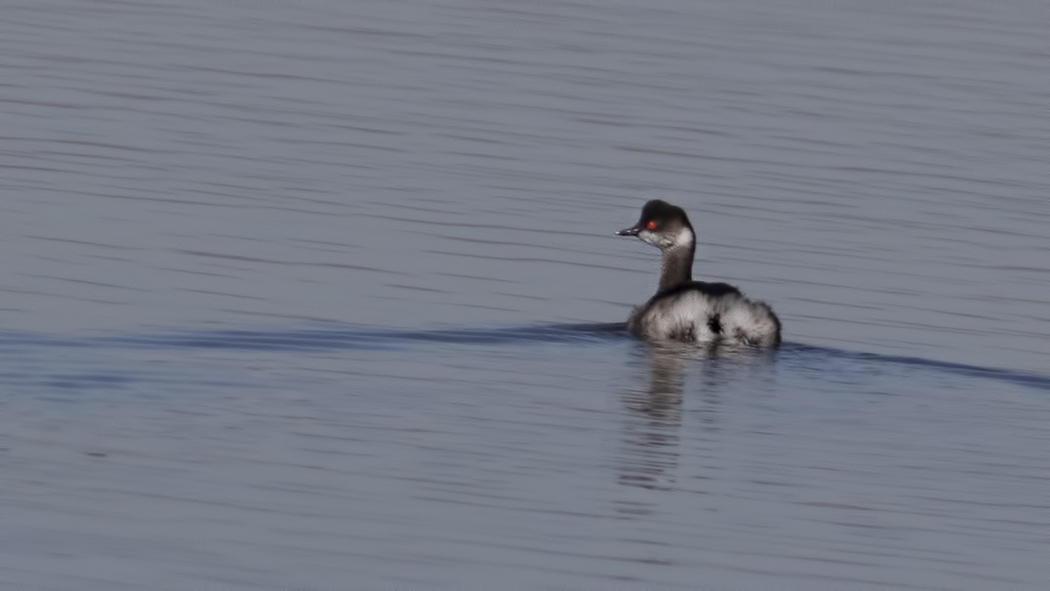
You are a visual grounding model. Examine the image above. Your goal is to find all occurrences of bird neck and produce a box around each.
[659,243,695,291]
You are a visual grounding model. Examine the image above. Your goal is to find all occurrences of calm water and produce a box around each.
[2,0,1049,589]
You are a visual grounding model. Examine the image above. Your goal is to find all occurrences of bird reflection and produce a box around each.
[616,342,776,501]
[618,345,686,494]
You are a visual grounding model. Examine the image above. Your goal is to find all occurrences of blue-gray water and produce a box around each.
[2,1,1049,589]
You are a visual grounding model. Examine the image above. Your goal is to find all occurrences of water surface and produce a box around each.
[2,0,1049,588]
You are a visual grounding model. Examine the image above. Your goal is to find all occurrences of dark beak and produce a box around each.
[616,224,641,237]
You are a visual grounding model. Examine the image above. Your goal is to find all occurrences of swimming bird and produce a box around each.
[616,199,781,348]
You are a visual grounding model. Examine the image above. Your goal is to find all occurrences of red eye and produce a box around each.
[646,220,657,230]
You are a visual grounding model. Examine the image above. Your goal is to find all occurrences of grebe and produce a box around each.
[616,199,781,348]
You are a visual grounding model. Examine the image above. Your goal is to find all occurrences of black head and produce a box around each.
[616,199,695,250]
